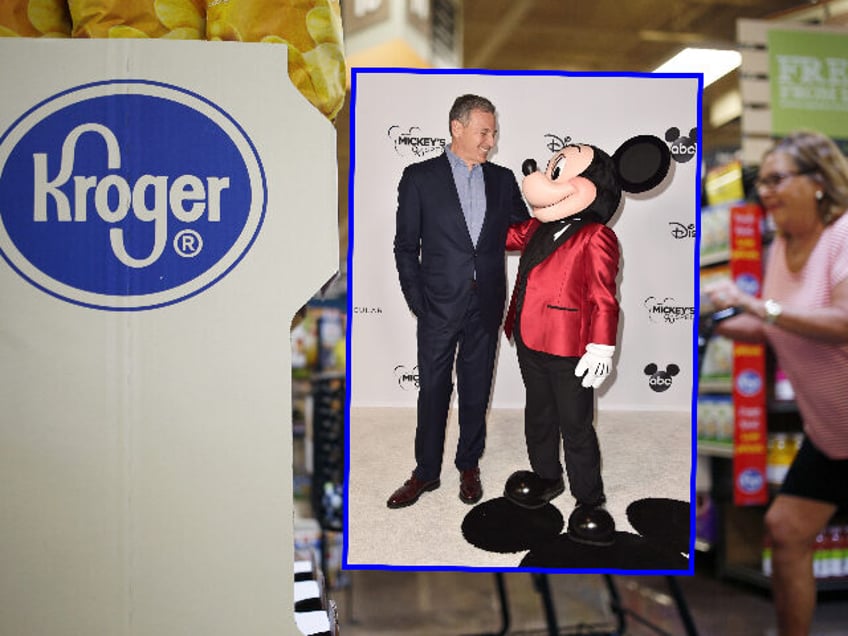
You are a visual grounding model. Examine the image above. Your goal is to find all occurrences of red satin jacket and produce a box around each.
[504,218,620,357]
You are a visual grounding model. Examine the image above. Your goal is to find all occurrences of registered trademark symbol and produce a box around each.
[174,229,203,257]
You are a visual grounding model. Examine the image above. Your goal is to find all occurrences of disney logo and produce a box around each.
[669,222,696,239]
[544,134,573,152]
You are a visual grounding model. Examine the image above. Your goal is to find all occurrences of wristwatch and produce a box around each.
[763,299,783,324]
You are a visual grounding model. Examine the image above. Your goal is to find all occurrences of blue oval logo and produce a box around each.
[736,369,763,397]
[0,80,266,310]
[737,468,764,494]
[735,273,760,297]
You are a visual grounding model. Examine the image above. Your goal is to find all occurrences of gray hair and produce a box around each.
[448,94,495,133]
[766,130,848,225]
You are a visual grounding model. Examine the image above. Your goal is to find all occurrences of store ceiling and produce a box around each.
[461,0,846,152]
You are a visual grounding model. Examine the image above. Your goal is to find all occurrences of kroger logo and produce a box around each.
[737,468,764,494]
[736,369,763,397]
[0,80,266,310]
[735,273,760,297]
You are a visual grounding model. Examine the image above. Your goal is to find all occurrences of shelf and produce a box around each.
[698,441,734,458]
[767,399,799,414]
[722,564,848,593]
[700,249,730,267]
[698,378,732,393]
[722,563,769,589]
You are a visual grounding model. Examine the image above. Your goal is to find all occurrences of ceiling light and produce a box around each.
[654,47,742,87]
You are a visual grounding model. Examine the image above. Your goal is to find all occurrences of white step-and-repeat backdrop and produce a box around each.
[350,70,700,412]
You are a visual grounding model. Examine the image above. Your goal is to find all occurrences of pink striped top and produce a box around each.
[762,212,848,459]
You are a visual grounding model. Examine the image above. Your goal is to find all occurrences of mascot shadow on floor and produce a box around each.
[462,133,690,569]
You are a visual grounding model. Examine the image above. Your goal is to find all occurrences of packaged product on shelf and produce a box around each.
[695,492,716,548]
[769,524,848,579]
[766,433,793,485]
[697,396,716,441]
[699,335,733,382]
[206,0,345,121]
[699,202,733,261]
[773,367,795,401]
[811,528,848,580]
[841,525,848,577]
[0,0,71,37]
[716,396,734,442]
[293,515,322,558]
[697,394,734,444]
[70,0,205,38]
[703,160,744,207]
[813,531,828,579]
[822,526,844,579]
[762,533,772,577]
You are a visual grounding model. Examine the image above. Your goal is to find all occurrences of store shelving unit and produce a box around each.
[697,193,848,593]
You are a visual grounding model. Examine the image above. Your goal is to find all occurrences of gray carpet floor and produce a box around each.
[346,407,692,570]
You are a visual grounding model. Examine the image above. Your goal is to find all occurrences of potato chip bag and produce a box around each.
[206,0,346,121]
[0,0,72,38]
[69,0,205,39]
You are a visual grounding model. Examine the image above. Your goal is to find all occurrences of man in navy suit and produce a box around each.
[388,94,530,509]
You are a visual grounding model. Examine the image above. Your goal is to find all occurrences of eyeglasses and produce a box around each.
[754,169,814,191]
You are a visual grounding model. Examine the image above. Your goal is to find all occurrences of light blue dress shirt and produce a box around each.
[446,145,486,247]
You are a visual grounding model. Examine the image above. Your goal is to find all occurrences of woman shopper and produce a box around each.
[705,130,848,636]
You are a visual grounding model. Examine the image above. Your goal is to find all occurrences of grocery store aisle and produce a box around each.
[333,556,848,635]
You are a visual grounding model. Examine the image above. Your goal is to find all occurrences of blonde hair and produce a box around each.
[765,130,848,225]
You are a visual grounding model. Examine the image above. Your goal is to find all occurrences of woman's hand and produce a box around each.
[702,279,767,342]
[704,279,756,314]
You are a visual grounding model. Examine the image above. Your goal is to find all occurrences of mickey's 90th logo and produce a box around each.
[0,79,266,311]
[388,125,446,158]
[393,364,419,390]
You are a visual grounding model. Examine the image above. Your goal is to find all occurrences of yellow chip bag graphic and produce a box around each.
[0,0,71,37]
[207,0,346,121]
[69,0,205,39]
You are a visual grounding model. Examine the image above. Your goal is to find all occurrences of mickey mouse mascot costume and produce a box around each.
[503,136,670,547]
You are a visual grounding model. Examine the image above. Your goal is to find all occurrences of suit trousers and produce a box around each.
[515,338,605,506]
[414,288,498,482]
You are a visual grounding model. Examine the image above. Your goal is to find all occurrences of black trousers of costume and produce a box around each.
[414,289,498,482]
[515,338,605,506]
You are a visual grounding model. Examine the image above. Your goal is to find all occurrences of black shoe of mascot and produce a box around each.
[567,502,616,547]
[504,470,565,509]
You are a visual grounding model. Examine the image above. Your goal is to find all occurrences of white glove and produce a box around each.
[575,343,616,389]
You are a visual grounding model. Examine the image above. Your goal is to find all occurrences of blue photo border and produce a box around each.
[342,66,705,577]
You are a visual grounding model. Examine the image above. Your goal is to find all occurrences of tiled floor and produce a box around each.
[331,556,848,635]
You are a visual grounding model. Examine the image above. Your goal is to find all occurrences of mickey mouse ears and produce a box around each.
[612,134,671,194]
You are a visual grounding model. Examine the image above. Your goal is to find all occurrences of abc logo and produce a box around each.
[665,127,697,163]
[644,363,680,393]
[0,80,266,310]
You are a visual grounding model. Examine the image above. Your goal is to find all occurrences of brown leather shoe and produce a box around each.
[387,474,440,509]
[459,466,482,504]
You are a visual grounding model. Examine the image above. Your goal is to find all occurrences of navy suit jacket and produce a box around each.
[394,152,529,332]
